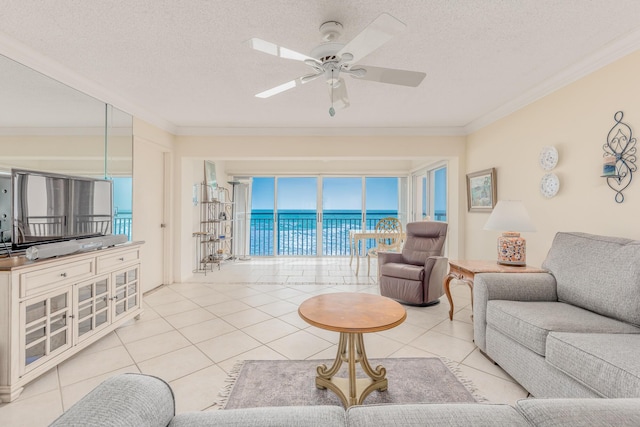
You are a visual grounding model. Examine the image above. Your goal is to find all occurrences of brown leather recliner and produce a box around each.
[378,221,448,306]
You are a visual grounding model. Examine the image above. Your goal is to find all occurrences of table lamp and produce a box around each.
[483,200,536,266]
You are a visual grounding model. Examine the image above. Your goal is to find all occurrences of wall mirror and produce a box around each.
[0,54,133,246]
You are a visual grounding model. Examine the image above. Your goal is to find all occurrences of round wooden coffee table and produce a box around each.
[298,292,406,407]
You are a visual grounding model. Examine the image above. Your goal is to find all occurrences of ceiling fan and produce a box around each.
[247,13,426,116]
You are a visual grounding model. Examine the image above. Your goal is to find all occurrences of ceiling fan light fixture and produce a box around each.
[319,21,343,42]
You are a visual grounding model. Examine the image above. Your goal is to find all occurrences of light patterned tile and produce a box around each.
[197,330,262,363]
[431,319,475,341]
[0,389,63,427]
[256,300,299,317]
[165,308,217,329]
[216,346,287,373]
[115,317,174,344]
[461,348,514,381]
[179,318,237,343]
[268,330,334,360]
[242,318,299,343]
[222,308,273,329]
[125,330,192,362]
[137,346,213,383]
[456,365,529,405]
[409,331,476,362]
[58,346,134,387]
[205,300,252,317]
[170,365,229,413]
[239,293,281,307]
[152,299,201,317]
[15,367,59,401]
[144,287,187,307]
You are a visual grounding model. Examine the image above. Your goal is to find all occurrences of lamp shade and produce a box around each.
[484,200,536,232]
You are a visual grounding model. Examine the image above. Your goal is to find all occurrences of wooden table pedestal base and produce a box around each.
[316,331,387,407]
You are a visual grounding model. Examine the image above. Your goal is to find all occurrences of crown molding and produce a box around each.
[0,32,177,135]
[465,28,640,134]
[174,126,467,137]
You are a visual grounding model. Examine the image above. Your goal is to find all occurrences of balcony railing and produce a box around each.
[250,211,408,256]
[113,213,132,240]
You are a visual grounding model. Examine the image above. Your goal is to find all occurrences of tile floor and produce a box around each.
[0,257,528,426]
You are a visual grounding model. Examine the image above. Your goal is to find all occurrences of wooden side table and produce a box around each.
[444,260,546,320]
[298,293,406,407]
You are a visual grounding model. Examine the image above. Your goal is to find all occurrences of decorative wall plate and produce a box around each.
[539,146,559,170]
[540,173,560,198]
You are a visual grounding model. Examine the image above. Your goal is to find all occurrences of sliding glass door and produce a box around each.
[276,177,317,255]
[322,177,362,255]
[249,175,404,256]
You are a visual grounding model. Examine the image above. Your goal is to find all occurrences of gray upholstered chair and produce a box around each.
[378,221,448,306]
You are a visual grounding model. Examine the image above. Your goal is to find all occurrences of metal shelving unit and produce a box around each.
[193,184,235,273]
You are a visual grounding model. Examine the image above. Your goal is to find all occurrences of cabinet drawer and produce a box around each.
[20,260,95,298]
[96,249,140,273]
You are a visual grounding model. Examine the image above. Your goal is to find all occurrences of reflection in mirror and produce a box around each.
[107,105,133,238]
[0,54,133,251]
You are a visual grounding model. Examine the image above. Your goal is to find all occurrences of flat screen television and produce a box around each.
[11,169,113,249]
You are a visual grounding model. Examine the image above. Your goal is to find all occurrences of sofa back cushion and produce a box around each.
[542,232,640,326]
[401,221,448,265]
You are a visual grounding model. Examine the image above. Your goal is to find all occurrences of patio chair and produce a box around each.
[367,217,403,276]
[378,221,448,306]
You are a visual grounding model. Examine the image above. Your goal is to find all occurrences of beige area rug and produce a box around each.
[217,358,485,409]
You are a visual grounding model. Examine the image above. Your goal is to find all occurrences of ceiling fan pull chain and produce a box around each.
[329,69,336,117]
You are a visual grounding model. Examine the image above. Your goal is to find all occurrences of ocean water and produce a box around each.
[250,210,397,256]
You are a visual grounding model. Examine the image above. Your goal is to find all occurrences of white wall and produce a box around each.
[465,49,640,266]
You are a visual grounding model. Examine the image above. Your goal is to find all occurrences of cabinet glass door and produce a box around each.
[22,289,72,373]
[113,267,140,319]
[75,276,111,342]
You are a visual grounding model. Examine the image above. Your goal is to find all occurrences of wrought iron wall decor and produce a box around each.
[602,111,637,203]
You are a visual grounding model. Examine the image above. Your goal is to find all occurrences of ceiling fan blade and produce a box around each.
[329,78,350,109]
[353,65,426,87]
[246,38,317,62]
[337,13,406,64]
[255,73,322,98]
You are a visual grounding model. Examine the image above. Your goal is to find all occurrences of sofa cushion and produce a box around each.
[486,301,640,356]
[170,406,346,427]
[541,232,640,326]
[516,397,640,427]
[380,262,424,281]
[347,403,529,427]
[546,332,640,398]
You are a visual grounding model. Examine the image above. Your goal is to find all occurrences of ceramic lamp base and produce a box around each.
[497,232,526,266]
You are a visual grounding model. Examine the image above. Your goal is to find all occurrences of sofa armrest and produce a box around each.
[473,272,557,352]
[49,373,175,427]
[516,398,640,427]
[378,251,404,267]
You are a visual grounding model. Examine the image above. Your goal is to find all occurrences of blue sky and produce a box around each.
[252,177,399,211]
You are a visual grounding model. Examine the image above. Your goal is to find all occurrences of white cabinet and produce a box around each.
[0,242,143,402]
[75,275,111,343]
[21,288,73,375]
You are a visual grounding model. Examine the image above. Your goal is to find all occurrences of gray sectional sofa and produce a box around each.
[474,232,640,398]
[50,373,640,426]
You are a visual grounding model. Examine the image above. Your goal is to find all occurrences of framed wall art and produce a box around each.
[466,168,497,212]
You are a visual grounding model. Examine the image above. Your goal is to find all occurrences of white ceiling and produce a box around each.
[1,0,640,135]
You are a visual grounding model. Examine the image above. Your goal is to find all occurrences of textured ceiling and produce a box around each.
[1,0,640,134]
